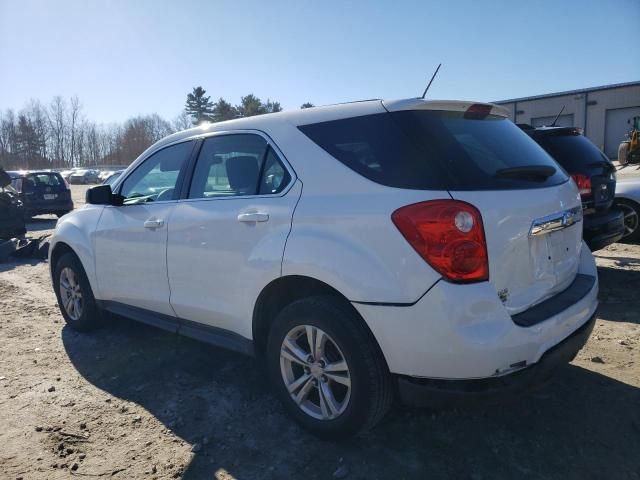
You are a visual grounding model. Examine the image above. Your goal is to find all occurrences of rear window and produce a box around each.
[298,111,568,190]
[535,133,609,173]
[25,173,63,190]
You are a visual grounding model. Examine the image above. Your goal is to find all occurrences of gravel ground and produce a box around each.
[0,185,639,480]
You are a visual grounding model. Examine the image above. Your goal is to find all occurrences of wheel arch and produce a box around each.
[252,275,385,362]
[49,239,98,297]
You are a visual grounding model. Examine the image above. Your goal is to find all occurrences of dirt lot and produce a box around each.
[1,185,639,480]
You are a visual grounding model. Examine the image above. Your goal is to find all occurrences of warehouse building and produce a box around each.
[495,81,640,159]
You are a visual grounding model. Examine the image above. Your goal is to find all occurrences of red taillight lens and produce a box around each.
[64,178,71,190]
[391,200,489,283]
[571,174,591,197]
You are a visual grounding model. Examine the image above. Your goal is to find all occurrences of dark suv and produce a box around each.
[9,171,74,219]
[520,125,624,250]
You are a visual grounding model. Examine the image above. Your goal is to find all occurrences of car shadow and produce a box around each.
[597,263,640,324]
[62,317,640,480]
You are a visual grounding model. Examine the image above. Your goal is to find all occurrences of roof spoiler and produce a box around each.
[382,99,511,118]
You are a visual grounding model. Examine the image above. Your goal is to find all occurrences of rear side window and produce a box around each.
[535,133,609,173]
[299,111,568,190]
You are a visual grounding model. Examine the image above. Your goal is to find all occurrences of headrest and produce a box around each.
[226,156,259,192]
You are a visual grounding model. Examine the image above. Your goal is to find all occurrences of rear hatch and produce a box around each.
[533,129,616,212]
[23,173,71,203]
[382,102,582,314]
[299,100,584,314]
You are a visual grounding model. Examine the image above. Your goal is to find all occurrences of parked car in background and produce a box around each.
[613,165,640,242]
[102,170,124,186]
[0,167,26,238]
[9,170,73,218]
[68,169,100,184]
[50,99,598,438]
[59,169,77,181]
[520,125,625,251]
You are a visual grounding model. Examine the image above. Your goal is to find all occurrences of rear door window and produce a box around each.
[299,111,568,190]
[189,134,287,199]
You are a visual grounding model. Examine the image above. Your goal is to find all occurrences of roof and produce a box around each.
[494,80,640,104]
[156,97,508,150]
[131,97,512,171]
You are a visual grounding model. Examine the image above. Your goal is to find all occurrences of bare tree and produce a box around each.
[47,96,66,168]
[172,111,192,132]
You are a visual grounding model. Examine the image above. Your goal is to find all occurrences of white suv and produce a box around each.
[50,99,598,438]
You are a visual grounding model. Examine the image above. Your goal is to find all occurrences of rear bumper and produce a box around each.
[583,208,625,251]
[25,199,74,215]
[397,312,595,407]
[353,242,598,380]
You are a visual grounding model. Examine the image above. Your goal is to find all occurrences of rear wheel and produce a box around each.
[56,211,70,218]
[266,295,393,438]
[616,199,640,243]
[53,252,102,331]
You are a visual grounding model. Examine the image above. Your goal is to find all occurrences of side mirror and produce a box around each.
[86,184,117,205]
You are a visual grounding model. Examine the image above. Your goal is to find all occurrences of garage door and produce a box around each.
[605,106,640,158]
[531,114,574,128]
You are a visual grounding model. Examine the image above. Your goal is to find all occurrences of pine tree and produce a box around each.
[300,102,315,109]
[185,86,214,125]
[212,98,238,122]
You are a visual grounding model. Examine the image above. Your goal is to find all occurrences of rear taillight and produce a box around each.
[391,200,489,283]
[571,174,592,197]
[64,179,71,190]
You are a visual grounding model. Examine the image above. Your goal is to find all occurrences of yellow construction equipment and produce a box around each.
[618,115,640,165]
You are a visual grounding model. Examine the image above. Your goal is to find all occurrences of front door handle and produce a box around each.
[237,212,269,223]
[143,218,164,229]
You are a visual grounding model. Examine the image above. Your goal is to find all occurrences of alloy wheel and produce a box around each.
[619,203,639,238]
[59,267,83,321]
[279,325,351,420]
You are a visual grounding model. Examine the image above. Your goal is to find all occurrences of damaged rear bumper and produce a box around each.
[397,312,596,407]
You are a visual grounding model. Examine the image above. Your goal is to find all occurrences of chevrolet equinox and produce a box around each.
[50,99,598,438]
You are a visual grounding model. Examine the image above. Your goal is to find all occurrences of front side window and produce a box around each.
[189,134,290,199]
[120,141,193,204]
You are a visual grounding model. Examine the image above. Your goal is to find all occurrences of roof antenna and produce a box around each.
[550,105,565,126]
[421,63,442,99]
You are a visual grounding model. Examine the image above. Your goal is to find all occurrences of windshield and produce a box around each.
[299,110,568,190]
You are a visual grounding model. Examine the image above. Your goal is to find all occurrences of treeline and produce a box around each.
[0,87,314,170]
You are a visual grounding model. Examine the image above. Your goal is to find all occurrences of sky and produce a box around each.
[1,0,639,124]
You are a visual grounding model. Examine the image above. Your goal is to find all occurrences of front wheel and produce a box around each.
[53,252,102,331]
[266,295,393,439]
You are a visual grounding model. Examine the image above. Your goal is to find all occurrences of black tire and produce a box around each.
[53,252,102,331]
[266,295,393,439]
[616,199,640,243]
[56,211,70,218]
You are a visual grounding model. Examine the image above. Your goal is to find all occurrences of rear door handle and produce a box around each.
[237,212,269,223]
[143,218,164,229]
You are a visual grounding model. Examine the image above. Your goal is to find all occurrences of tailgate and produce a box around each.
[451,180,583,314]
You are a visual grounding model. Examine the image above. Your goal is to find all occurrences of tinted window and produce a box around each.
[535,133,609,173]
[189,134,268,199]
[120,141,193,204]
[299,111,568,190]
[24,173,63,191]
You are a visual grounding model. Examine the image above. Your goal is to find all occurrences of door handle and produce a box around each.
[237,212,269,223]
[143,218,164,229]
